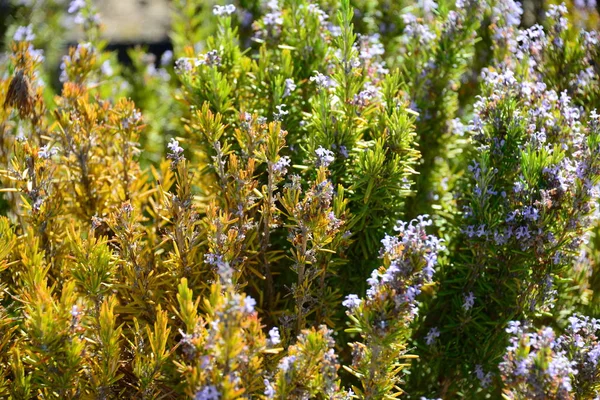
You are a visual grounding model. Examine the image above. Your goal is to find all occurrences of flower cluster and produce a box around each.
[361,215,444,317]
[343,216,443,397]
[414,9,600,392]
[464,68,600,270]
[500,316,600,399]
[490,0,523,57]
[270,325,346,399]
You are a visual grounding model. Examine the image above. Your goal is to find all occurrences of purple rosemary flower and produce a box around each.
[310,72,337,89]
[38,145,57,159]
[522,206,539,221]
[122,108,142,129]
[70,305,81,318]
[463,292,475,311]
[264,10,283,26]
[492,0,522,27]
[213,4,236,16]
[574,0,597,8]
[267,327,281,346]
[273,156,291,176]
[175,58,194,73]
[425,327,440,346]
[273,104,288,121]
[68,0,86,14]
[402,13,436,45]
[13,25,35,42]
[242,296,256,314]
[464,225,475,238]
[500,322,581,398]
[315,146,335,168]
[306,3,328,23]
[513,181,525,193]
[342,294,362,311]
[514,226,530,240]
[279,355,297,373]
[160,50,173,67]
[417,0,438,14]
[476,224,487,237]
[474,364,492,388]
[357,34,385,60]
[167,138,185,166]
[194,385,220,400]
[263,379,275,398]
[352,82,380,106]
[203,50,221,67]
[283,78,296,98]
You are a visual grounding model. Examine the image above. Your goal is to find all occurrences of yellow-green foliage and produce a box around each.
[3,0,600,399]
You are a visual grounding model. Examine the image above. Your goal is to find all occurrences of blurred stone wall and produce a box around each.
[95,0,171,43]
[92,0,593,44]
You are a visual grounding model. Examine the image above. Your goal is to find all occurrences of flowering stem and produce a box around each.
[262,162,275,312]
[296,226,309,334]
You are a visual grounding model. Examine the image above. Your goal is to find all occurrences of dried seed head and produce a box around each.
[4,69,35,119]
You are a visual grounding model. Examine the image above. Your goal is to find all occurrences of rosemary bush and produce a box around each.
[1,0,600,398]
